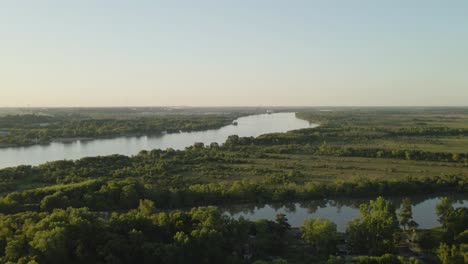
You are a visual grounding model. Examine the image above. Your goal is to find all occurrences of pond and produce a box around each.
[223,195,467,232]
[0,112,316,168]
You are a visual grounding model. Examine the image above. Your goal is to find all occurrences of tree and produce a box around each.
[301,218,338,254]
[326,255,345,264]
[352,254,404,263]
[407,220,419,231]
[137,199,155,215]
[253,218,291,258]
[399,197,417,231]
[275,213,291,232]
[346,197,399,255]
[253,259,288,264]
[40,191,70,211]
[376,150,384,158]
[436,198,468,242]
[225,135,240,146]
[436,198,455,227]
[415,231,438,250]
[405,151,412,160]
[437,243,465,264]
[193,142,204,149]
[408,257,423,264]
[455,230,468,243]
[120,184,140,209]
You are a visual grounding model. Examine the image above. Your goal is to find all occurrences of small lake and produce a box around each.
[223,196,467,232]
[0,113,316,168]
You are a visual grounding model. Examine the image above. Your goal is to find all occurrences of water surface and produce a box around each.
[224,196,467,232]
[0,113,316,168]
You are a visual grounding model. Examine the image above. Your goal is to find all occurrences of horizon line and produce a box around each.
[1,105,468,109]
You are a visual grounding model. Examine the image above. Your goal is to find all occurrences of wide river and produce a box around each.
[0,112,317,168]
[224,195,467,231]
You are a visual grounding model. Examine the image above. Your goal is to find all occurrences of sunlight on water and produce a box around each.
[0,113,316,168]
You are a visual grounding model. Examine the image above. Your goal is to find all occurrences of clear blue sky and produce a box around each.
[1,1,467,107]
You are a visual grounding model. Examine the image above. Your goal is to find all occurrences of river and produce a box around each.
[0,112,316,168]
[223,196,467,231]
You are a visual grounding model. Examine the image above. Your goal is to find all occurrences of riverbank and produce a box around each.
[0,112,247,149]
[0,113,314,168]
[223,195,467,231]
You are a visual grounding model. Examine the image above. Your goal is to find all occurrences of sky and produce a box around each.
[1,1,468,107]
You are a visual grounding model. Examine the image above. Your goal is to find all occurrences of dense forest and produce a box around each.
[0,196,466,263]
[0,108,467,263]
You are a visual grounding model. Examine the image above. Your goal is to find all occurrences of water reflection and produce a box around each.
[0,113,316,168]
[223,195,467,232]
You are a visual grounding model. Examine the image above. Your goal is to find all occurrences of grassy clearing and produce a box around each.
[359,136,468,153]
[186,151,468,186]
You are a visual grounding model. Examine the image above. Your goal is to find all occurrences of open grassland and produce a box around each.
[355,136,468,153]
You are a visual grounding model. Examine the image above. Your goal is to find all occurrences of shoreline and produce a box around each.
[0,125,236,149]
[0,114,257,150]
[0,112,294,150]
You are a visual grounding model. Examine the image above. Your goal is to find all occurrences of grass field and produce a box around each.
[184,151,468,186]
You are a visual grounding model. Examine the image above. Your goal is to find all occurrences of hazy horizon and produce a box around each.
[2,105,468,109]
[2,1,468,107]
